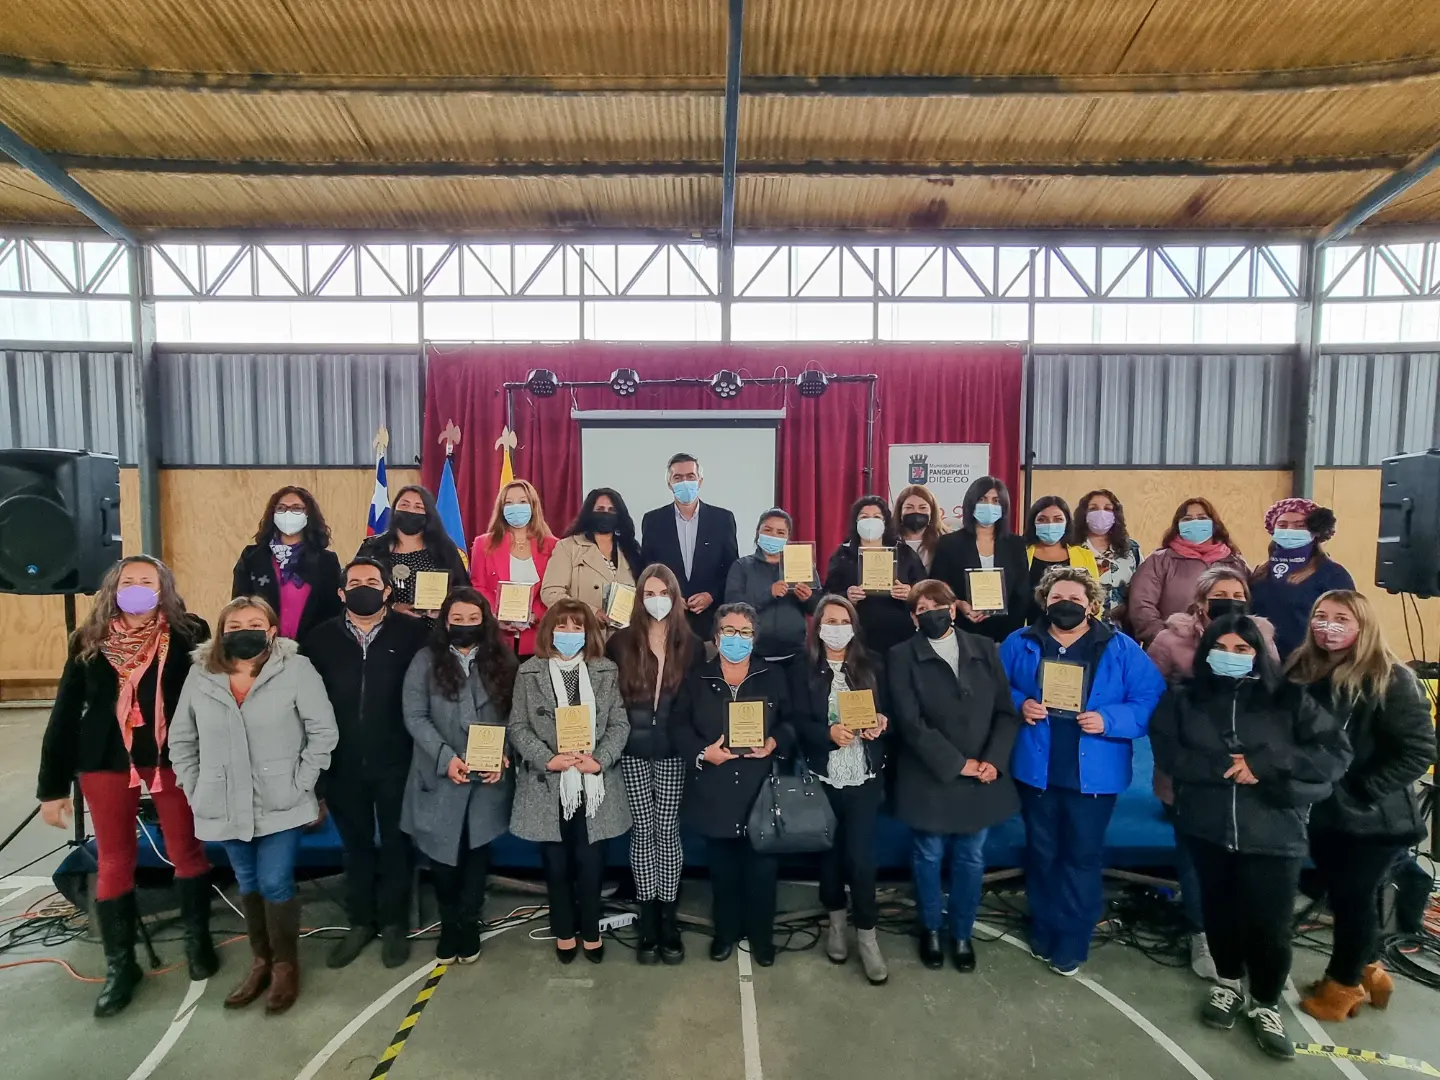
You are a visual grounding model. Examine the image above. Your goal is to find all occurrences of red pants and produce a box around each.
[80,767,210,901]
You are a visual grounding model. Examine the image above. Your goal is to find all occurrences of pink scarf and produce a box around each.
[1169,538,1233,565]
[99,616,172,790]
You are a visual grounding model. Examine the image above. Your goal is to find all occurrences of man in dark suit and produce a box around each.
[639,453,739,638]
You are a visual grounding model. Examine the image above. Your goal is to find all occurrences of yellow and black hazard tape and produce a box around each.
[369,963,449,1079]
[1295,1043,1440,1077]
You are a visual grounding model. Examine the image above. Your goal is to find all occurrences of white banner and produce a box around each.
[888,443,991,528]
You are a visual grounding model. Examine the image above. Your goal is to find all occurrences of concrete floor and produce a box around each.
[4,703,1439,1080]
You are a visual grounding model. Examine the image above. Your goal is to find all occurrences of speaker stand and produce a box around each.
[63,594,88,850]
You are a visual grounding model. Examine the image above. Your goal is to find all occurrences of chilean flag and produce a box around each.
[366,450,389,536]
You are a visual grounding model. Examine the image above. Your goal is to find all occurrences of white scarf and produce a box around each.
[547,655,605,820]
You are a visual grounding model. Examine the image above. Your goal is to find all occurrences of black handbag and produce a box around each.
[747,760,837,855]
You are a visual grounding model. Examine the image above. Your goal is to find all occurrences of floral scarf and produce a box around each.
[99,615,171,789]
[270,540,305,586]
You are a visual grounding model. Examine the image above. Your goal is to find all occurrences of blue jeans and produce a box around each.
[911,829,988,940]
[222,827,304,903]
[1168,812,1205,933]
[1018,783,1117,968]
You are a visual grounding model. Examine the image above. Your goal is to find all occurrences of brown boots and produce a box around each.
[1299,978,1368,1021]
[1360,962,1393,1010]
[224,894,302,1015]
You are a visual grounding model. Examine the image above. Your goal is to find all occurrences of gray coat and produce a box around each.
[400,648,515,866]
[507,656,632,844]
[169,637,338,843]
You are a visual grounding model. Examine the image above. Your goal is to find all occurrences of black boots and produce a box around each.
[636,900,660,965]
[93,893,144,1017]
[951,937,977,973]
[175,876,220,981]
[919,929,945,970]
[659,900,685,965]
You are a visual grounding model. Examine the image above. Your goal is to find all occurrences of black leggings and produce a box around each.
[1187,838,1300,1006]
[1310,830,1408,986]
[819,779,882,930]
[541,808,605,943]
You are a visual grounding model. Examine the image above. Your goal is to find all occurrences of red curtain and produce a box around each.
[422,344,1021,557]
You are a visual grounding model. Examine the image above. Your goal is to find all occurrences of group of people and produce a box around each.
[33,456,1433,1064]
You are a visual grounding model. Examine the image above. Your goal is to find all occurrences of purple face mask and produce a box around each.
[116,585,159,616]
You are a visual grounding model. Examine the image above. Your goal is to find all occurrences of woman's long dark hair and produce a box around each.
[382,484,455,555]
[429,588,518,713]
[1072,489,1131,552]
[565,487,642,578]
[1159,496,1240,555]
[804,594,878,692]
[1023,495,1072,546]
[253,486,332,549]
[614,564,694,704]
[844,495,897,547]
[962,476,1013,537]
[1190,614,1281,695]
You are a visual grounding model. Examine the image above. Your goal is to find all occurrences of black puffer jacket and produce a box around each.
[1151,675,1352,858]
[605,626,707,759]
[1306,665,1435,843]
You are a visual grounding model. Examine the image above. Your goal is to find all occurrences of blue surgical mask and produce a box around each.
[502,502,532,528]
[1035,522,1067,545]
[1206,649,1255,679]
[672,480,700,505]
[1178,518,1214,544]
[756,534,787,556]
[553,631,586,659]
[718,634,754,663]
[1272,528,1312,550]
[972,503,1004,527]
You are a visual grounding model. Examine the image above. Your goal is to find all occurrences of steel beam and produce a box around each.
[1291,239,1322,498]
[719,0,744,343]
[127,245,162,553]
[0,121,136,245]
[1322,138,1440,242]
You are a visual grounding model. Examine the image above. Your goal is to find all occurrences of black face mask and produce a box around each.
[1046,600,1088,631]
[901,512,929,533]
[589,510,618,535]
[1207,598,1249,622]
[448,624,484,647]
[393,510,428,536]
[917,609,953,640]
[344,586,386,617]
[223,630,271,661]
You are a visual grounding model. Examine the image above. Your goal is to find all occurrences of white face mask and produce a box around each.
[643,595,673,621]
[818,623,855,651]
[856,517,886,542]
[273,510,308,536]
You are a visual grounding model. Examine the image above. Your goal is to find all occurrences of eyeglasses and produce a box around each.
[718,627,755,639]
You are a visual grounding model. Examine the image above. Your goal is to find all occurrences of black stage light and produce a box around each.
[710,369,743,399]
[609,368,640,396]
[525,368,559,397]
[795,370,829,398]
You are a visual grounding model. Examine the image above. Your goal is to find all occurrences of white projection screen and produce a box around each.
[574,410,782,546]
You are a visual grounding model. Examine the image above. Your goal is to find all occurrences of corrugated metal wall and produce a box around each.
[0,348,139,464]
[157,351,422,466]
[1314,352,1440,467]
[1031,351,1293,467]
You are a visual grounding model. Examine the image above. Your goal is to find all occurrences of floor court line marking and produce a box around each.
[0,875,53,909]
[974,922,1216,1080]
[1283,980,1367,1080]
[736,947,763,1080]
[125,977,208,1080]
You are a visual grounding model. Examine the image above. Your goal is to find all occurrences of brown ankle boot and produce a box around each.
[1360,962,1393,1009]
[1300,978,1368,1021]
[264,898,302,1015]
[224,893,271,1009]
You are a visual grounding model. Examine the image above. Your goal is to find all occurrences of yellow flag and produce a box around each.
[495,428,517,487]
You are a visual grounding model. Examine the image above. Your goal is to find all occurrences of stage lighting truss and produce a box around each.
[525,368,560,397]
[710,370,743,399]
[795,370,829,398]
[609,368,641,396]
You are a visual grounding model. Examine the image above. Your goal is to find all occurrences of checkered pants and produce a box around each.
[620,756,686,902]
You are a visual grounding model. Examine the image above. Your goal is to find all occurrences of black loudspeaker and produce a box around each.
[0,449,122,595]
[1377,448,1440,599]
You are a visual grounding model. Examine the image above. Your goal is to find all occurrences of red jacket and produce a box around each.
[470,531,557,657]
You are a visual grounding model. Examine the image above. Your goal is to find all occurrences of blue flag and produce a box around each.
[436,456,468,568]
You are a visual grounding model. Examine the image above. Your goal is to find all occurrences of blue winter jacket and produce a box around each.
[999,621,1166,795]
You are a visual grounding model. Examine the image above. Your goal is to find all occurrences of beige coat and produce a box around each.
[539,535,636,620]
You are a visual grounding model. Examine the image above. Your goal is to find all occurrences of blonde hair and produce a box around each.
[1035,565,1103,612]
[892,484,950,561]
[206,596,278,674]
[482,479,552,551]
[1286,589,1400,701]
[74,555,190,659]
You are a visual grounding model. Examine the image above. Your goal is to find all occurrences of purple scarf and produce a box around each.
[270,541,306,586]
[1268,543,1313,580]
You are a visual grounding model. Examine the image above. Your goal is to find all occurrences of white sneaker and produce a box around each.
[1189,934,1218,982]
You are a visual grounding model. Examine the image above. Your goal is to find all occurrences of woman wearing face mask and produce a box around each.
[1001,567,1165,977]
[470,479,556,659]
[1128,497,1247,646]
[892,484,950,570]
[540,488,644,634]
[1145,565,1279,981]
[36,556,214,1017]
[1150,616,1349,1061]
[823,496,928,654]
[508,600,631,963]
[793,595,892,984]
[232,487,342,643]
[1250,499,1354,659]
[1288,591,1435,1022]
[931,476,1032,644]
[888,580,1020,973]
[169,597,338,1014]
[357,485,469,618]
[723,508,820,662]
[1022,497,1100,625]
[1073,490,1141,627]
[671,602,794,965]
[400,589,519,965]
[605,564,704,963]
